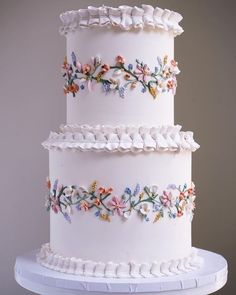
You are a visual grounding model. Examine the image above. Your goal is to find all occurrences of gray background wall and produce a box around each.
[0,0,235,294]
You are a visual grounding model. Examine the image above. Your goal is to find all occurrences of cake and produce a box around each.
[37,4,203,278]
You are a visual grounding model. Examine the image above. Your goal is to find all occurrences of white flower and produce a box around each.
[140,202,152,216]
[123,210,133,219]
[64,186,77,198]
[150,185,158,194]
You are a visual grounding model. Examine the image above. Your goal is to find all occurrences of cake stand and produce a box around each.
[14,248,227,295]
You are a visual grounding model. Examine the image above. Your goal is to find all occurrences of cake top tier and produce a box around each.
[59,4,183,36]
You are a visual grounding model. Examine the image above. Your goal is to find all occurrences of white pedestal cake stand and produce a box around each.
[14,248,227,295]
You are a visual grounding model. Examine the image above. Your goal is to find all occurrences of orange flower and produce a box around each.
[101,63,110,73]
[82,64,91,74]
[179,192,185,200]
[188,188,195,195]
[46,177,51,190]
[82,201,89,211]
[98,187,106,194]
[94,198,101,206]
[171,60,178,67]
[167,79,175,89]
[69,83,79,94]
[124,73,131,80]
[116,55,125,64]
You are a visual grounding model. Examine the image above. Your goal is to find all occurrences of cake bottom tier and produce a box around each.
[37,243,203,278]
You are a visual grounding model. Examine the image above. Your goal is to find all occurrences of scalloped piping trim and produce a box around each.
[42,125,200,153]
[59,5,184,36]
[37,243,204,278]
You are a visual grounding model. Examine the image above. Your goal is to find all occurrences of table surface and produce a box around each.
[15,248,228,295]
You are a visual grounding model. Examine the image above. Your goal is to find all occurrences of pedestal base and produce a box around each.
[15,248,227,295]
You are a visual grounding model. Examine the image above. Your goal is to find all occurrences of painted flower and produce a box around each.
[99,187,113,195]
[81,201,89,211]
[139,202,152,216]
[109,196,126,216]
[82,64,92,74]
[64,186,77,198]
[94,198,102,206]
[116,55,125,65]
[167,79,176,90]
[170,60,180,75]
[134,64,151,82]
[153,202,163,212]
[179,191,186,201]
[51,199,60,214]
[123,210,133,219]
[92,56,102,67]
[149,86,158,99]
[161,191,176,207]
[101,64,110,74]
[185,200,195,214]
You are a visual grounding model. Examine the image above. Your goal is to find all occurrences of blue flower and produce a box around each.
[63,213,71,223]
[95,211,100,217]
[153,203,163,212]
[103,82,111,94]
[53,179,58,192]
[133,184,140,196]
[157,56,162,67]
[76,204,81,211]
[71,52,77,66]
[141,87,147,93]
[118,86,125,98]
[167,184,177,190]
[128,64,133,70]
[80,84,85,90]
[125,187,132,195]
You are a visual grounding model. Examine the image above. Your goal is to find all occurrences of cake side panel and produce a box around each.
[49,150,192,264]
[65,29,175,126]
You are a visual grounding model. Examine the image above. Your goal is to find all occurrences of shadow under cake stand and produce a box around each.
[15,248,227,295]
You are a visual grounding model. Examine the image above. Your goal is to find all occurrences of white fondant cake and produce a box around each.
[38,4,203,279]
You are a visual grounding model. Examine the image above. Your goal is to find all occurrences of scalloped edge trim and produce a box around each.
[59,5,183,36]
[37,243,204,278]
[42,125,200,153]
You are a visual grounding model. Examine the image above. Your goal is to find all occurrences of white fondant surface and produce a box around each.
[49,150,192,264]
[66,28,175,126]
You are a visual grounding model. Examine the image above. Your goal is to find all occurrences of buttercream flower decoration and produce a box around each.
[109,196,126,216]
[139,202,152,216]
[62,52,180,99]
[46,180,196,223]
[161,191,175,207]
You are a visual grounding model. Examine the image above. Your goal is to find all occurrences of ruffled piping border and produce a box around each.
[59,5,183,36]
[42,124,200,153]
[37,243,203,278]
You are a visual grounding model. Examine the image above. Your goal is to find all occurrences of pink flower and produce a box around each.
[82,64,92,74]
[109,196,126,216]
[161,191,176,207]
[134,64,151,82]
[51,198,60,214]
[116,55,125,64]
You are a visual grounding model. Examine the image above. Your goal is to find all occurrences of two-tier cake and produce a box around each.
[37,4,203,278]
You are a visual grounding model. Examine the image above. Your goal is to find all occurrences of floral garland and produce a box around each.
[62,52,180,99]
[45,179,196,223]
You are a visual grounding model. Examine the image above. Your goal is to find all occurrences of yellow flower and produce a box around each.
[100,214,111,222]
[89,181,98,193]
[149,86,158,99]
[153,212,162,223]
[164,55,168,65]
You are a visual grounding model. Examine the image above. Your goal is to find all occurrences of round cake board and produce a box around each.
[14,248,227,295]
